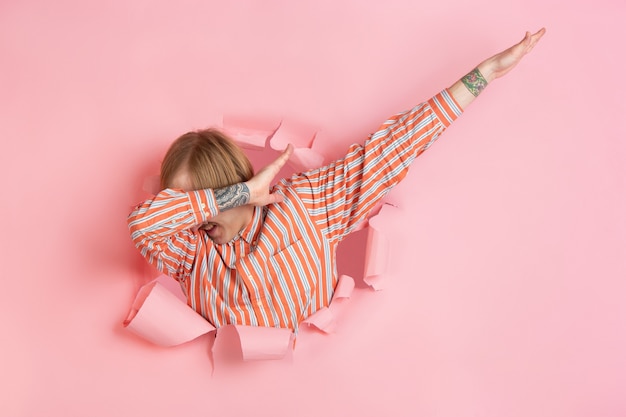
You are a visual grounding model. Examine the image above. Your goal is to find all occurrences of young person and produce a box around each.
[128,29,546,331]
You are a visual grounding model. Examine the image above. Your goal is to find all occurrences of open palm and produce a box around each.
[487,28,546,80]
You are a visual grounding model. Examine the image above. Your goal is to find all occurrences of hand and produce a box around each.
[244,144,294,206]
[479,28,546,81]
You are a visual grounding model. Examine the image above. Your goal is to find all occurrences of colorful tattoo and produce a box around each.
[461,68,488,97]
[214,183,250,211]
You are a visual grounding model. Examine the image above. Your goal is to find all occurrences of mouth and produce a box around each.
[200,222,218,232]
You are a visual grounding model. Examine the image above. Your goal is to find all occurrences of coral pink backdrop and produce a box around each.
[1,1,625,416]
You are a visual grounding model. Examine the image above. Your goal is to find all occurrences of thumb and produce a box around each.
[272,143,294,171]
[266,192,285,205]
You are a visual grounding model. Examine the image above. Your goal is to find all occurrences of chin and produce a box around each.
[210,235,230,245]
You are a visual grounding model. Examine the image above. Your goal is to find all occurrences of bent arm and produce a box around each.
[127,184,250,276]
[127,188,219,276]
[128,141,293,275]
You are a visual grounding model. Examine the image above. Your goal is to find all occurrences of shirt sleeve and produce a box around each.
[127,188,220,278]
[289,89,463,243]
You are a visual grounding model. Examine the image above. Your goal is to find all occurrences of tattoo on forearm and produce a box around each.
[461,68,488,97]
[214,183,250,211]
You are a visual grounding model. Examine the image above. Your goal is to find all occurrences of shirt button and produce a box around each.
[200,203,206,209]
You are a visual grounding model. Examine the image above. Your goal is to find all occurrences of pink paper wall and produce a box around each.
[2,1,625,416]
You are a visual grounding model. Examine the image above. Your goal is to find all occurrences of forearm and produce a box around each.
[128,188,218,240]
[214,183,250,211]
[448,62,495,110]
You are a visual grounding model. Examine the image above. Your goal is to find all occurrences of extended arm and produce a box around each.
[285,29,546,242]
[218,29,546,213]
[449,28,546,109]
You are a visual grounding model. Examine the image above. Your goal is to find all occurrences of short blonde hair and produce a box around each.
[160,129,254,190]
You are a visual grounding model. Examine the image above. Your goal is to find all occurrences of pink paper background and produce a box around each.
[2,1,625,416]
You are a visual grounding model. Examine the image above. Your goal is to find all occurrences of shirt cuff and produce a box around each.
[427,89,463,128]
[188,189,220,223]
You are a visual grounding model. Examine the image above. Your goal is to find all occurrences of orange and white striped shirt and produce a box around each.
[128,90,462,331]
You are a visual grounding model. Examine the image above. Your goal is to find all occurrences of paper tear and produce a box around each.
[269,119,315,150]
[124,275,356,359]
[124,276,295,361]
[235,325,293,361]
[269,120,325,172]
[363,204,398,290]
[302,274,355,333]
[222,115,281,149]
[289,147,325,172]
[302,307,335,332]
[123,281,215,347]
[127,119,399,362]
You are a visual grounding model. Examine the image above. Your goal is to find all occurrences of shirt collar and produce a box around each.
[240,205,263,245]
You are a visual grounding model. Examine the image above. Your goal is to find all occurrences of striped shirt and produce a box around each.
[128,90,462,331]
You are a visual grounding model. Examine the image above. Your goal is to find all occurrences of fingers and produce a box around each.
[281,143,294,160]
[528,27,546,50]
[270,143,294,172]
[533,27,547,39]
[522,28,546,52]
[259,145,293,205]
[267,193,285,205]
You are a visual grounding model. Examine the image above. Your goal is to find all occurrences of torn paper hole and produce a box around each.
[128,122,397,362]
[270,120,325,172]
[124,276,295,360]
[124,273,358,360]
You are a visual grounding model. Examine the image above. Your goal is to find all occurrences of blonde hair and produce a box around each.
[160,129,254,190]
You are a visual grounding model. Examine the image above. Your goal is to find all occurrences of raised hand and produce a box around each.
[244,144,294,206]
[450,28,546,109]
[479,28,546,82]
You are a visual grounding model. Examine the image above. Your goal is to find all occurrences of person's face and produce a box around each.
[170,169,253,245]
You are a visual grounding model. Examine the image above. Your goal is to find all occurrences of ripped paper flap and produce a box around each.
[124,276,294,360]
[123,281,215,347]
[222,115,281,149]
[364,204,398,290]
[270,120,325,172]
[289,147,325,173]
[302,274,354,333]
[269,119,315,150]
[235,325,293,361]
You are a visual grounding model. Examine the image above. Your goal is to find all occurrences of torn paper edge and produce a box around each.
[127,121,402,361]
[302,275,355,333]
[363,203,399,290]
[124,274,356,359]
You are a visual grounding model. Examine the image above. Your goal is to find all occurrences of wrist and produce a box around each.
[461,67,489,97]
[214,182,250,211]
[477,61,496,83]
